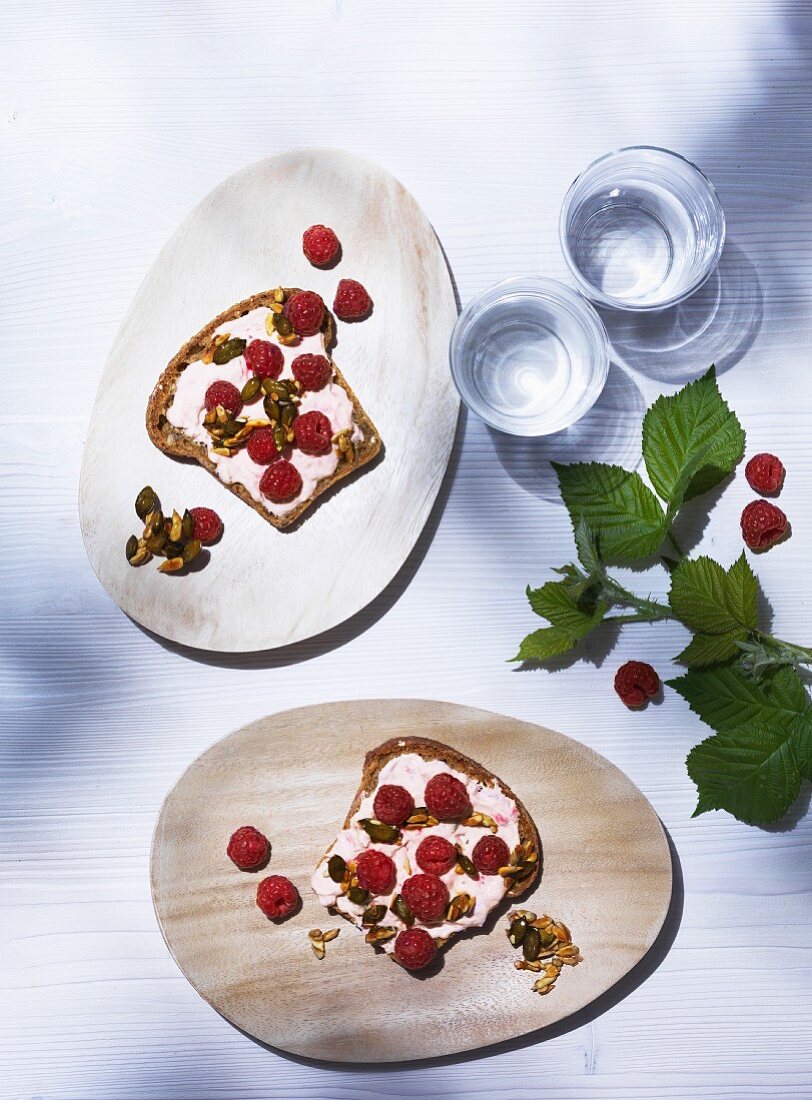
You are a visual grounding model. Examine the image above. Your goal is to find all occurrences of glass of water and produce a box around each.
[449,276,609,436]
[559,146,725,311]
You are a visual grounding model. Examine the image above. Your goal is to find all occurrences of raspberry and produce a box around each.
[415,835,456,877]
[247,426,279,465]
[373,784,414,826]
[293,410,332,455]
[302,224,340,267]
[394,927,437,971]
[291,353,332,392]
[259,460,302,503]
[424,773,471,821]
[471,835,510,875]
[256,875,299,920]
[745,453,785,495]
[284,290,325,337]
[333,278,372,321]
[244,339,284,380]
[204,380,242,417]
[189,507,222,543]
[401,873,449,923]
[741,499,789,550]
[355,849,396,895]
[227,825,269,871]
[614,661,660,708]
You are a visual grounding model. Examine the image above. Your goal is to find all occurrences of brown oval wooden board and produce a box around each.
[150,700,672,1062]
[79,150,458,651]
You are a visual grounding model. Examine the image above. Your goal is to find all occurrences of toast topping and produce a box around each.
[166,305,363,516]
[311,753,521,953]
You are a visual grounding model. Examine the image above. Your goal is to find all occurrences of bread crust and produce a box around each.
[320,736,542,955]
[145,289,382,529]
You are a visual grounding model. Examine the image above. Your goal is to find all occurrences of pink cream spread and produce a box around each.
[166,306,363,517]
[311,752,521,951]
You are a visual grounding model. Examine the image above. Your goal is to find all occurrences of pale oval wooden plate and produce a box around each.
[151,700,673,1063]
[79,150,459,651]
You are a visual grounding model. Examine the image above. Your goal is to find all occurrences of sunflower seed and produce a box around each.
[321,928,339,943]
[532,975,557,994]
[310,939,325,960]
[514,959,542,972]
[158,556,184,573]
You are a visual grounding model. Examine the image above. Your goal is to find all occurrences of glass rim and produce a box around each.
[558,145,726,312]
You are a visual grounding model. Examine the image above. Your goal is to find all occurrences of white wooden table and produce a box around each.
[3,1,811,1096]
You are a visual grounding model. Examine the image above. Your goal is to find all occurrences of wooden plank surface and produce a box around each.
[3,0,812,1096]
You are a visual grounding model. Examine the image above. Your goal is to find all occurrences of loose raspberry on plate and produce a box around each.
[259,460,302,503]
[284,290,325,337]
[227,825,269,871]
[741,499,789,550]
[302,224,341,267]
[471,834,510,876]
[189,507,222,543]
[256,875,299,920]
[373,784,415,826]
[204,380,243,417]
[333,278,372,321]
[394,927,437,971]
[745,453,785,495]
[614,661,660,708]
[401,873,450,923]
[247,426,279,466]
[293,410,332,455]
[424,773,471,821]
[291,353,332,392]
[415,835,456,877]
[355,849,396,895]
[244,339,284,380]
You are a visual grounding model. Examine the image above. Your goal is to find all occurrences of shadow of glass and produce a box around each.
[599,241,763,384]
[489,362,645,503]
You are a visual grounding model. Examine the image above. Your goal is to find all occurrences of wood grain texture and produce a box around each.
[151,700,671,1062]
[78,149,458,650]
[4,0,812,1097]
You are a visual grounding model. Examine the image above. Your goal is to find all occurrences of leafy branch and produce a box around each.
[513,367,812,826]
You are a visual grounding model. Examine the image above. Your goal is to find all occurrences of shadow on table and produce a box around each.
[227,823,683,1071]
[131,405,467,670]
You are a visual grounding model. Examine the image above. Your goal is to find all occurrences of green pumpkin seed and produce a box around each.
[522,926,542,962]
[364,925,397,945]
[274,314,293,337]
[327,854,346,883]
[360,819,401,845]
[135,486,158,520]
[241,376,262,402]
[281,404,297,428]
[125,534,138,561]
[390,893,414,927]
[212,337,246,365]
[508,917,528,947]
[273,425,287,452]
[146,510,164,536]
[181,510,195,541]
[145,532,168,555]
[264,397,281,422]
[220,419,243,437]
[181,539,201,564]
[164,540,184,559]
[539,928,558,949]
[362,904,387,927]
[455,847,479,878]
[346,885,369,906]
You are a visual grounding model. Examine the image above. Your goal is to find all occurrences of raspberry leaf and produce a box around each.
[553,462,666,562]
[511,626,581,663]
[642,365,745,507]
[668,665,808,733]
[677,632,743,667]
[527,581,607,634]
[669,555,757,638]
[573,516,603,575]
[687,721,806,824]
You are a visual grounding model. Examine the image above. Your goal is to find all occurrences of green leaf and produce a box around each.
[667,665,808,733]
[687,722,805,824]
[677,632,743,667]
[511,625,580,663]
[553,462,666,562]
[669,555,757,637]
[642,365,745,507]
[573,516,602,576]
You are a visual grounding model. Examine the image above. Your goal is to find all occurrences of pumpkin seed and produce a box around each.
[181,539,201,564]
[327,854,346,883]
[264,397,281,422]
[538,928,558,949]
[364,925,397,945]
[135,486,158,520]
[274,314,293,337]
[359,819,401,844]
[273,425,287,452]
[213,337,246,365]
[362,904,387,927]
[145,509,164,536]
[455,847,479,878]
[125,534,138,562]
[522,926,542,962]
[145,532,168,555]
[272,287,286,303]
[346,885,369,906]
[164,540,184,558]
[508,917,528,947]
[241,377,262,402]
[281,404,297,428]
[390,894,414,926]
[158,556,184,573]
[181,510,195,541]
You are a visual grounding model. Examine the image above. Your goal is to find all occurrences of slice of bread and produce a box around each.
[146,289,382,529]
[312,736,541,963]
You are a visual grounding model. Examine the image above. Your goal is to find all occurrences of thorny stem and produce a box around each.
[754,632,812,666]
